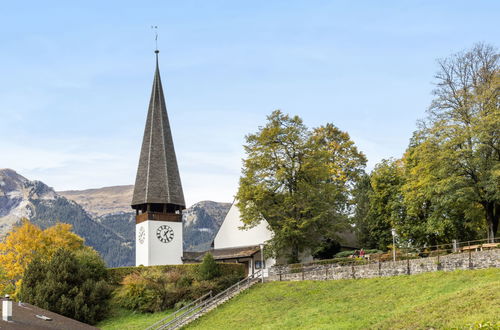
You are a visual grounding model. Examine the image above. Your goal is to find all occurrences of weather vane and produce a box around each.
[151,25,159,52]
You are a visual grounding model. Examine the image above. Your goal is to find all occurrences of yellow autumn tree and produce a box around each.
[0,219,85,295]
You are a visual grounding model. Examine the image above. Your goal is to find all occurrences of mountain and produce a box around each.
[0,169,232,267]
[59,185,134,217]
[0,169,133,267]
[59,186,232,252]
[184,200,232,251]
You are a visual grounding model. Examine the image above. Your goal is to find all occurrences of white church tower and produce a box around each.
[131,49,185,266]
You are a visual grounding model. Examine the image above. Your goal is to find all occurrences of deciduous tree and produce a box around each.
[237,110,366,263]
[0,220,84,295]
[404,43,499,241]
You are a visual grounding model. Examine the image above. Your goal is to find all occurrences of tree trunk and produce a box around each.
[483,202,499,242]
[289,244,300,264]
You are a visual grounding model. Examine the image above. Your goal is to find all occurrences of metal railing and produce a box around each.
[145,291,213,330]
[148,270,263,330]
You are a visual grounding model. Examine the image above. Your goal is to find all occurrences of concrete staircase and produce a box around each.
[147,270,262,330]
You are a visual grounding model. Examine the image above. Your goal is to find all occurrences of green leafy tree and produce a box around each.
[351,173,373,247]
[404,43,499,241]
[364,159,406,250]
[237,110,366,263]
[198,253,220,280]
[401,134,484,245]
[19,248,111,325]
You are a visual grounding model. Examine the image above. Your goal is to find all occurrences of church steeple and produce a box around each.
[132,50,185,216]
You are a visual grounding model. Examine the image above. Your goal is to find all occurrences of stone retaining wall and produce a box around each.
[267,249,500,282]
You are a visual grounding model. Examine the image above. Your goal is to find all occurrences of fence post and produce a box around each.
[351,265,355,279]
[325,267,328,280]
[452,239,458,253]
[407,258,410,275]
[378,261,381,276]
[469,246,472,269]
[302,267,305,280]
[279,271,282,282]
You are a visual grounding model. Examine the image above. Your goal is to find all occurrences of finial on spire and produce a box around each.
[151,25,159,54]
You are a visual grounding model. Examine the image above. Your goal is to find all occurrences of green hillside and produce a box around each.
[186,269,500,329]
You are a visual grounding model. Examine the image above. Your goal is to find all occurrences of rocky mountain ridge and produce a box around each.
[0,168,133,266]
[58,185,134,217]
[0,169,232,266]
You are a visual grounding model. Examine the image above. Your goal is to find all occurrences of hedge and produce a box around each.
[107,263,245,286]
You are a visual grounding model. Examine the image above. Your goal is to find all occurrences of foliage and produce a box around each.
[114,268,189,313]
[312,238,342,259]
[369,159,406,249]
[403,43,499,241]
[197,253,220,280]
[107,263,244,286]
[350,44,499,249]
[18,248,111,325]
[334,249,382,258]
[350,173,372,247]
[113,263,244,313]
[285,257,370,268]
[237,110,366,263]
[0,220,84,295]
[30,196,134,267]
[186,268,500,329]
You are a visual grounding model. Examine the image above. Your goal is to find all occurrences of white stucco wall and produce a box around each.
[214,203,273,249]
[136,220,183,266]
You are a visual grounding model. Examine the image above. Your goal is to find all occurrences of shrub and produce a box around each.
[284,257,371,269]
[214,272,245,290]
[334,249,382,258]
[113,262,244,313]
[114,268,187,313]
[19,248,111,325]
[197,253,220,280]
[107,264,204,286]
[290,264,303,273]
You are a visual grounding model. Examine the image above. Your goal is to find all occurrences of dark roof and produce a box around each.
[336,230,360,249]
[0,301,97,329]
[132,51,185,208]
[182,251,205,261]
[185,245,261,262]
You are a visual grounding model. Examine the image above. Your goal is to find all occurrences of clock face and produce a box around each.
[156,225,174,243]
[138,226,146,244]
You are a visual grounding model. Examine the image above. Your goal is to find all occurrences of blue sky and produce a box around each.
[1,1,498,206]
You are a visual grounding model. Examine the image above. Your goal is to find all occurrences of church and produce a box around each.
[131,49,185,267]
[130,48,279,275]
[131,49,357,276]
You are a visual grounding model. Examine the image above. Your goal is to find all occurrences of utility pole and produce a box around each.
[391,228,396,262]
[260,243,265,283]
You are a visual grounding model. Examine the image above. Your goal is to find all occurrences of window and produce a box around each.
[255,260,265,269]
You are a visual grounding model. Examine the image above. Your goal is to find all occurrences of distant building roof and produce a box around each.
[0,301,97,329]
[336,230,360,249]
[132,51,185,208]
[183,245,261,262]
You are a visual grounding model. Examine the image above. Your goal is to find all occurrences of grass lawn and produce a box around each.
[97,307,173,330]
[186,268,500,329]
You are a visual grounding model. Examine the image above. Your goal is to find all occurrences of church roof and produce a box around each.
[183,245,261,262]
[132,51,185,208]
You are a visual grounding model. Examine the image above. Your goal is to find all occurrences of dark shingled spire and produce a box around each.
[132,51,185,210]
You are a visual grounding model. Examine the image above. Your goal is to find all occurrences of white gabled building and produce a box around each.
[214,203,273,249]
[211,202,276,276]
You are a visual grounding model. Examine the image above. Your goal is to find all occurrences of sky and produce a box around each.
[0,1,498,207]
